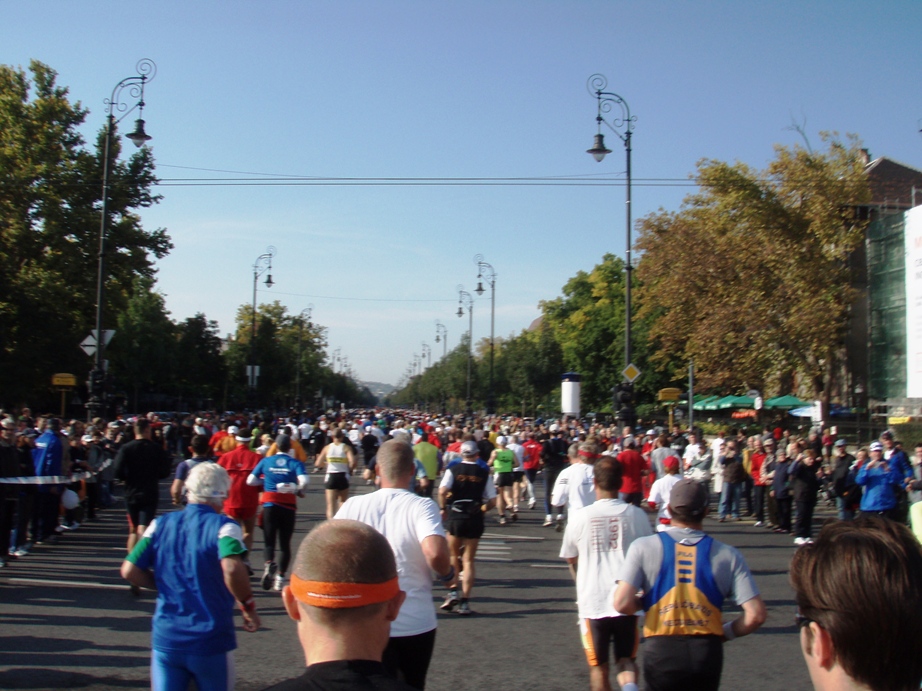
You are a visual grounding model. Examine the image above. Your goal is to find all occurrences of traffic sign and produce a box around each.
[657,387,682,402]
[52,373,77,387]
[622,363,641,383]
[80,329,116,357]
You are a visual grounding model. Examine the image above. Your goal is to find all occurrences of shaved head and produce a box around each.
[376,439,415,484]
[293,519,396,585]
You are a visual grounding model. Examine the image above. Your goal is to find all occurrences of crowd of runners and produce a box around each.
[2,407,922,690]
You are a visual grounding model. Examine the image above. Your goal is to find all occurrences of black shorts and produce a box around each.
[495,472,514,488]
[447,511,485,539]
[325,473,349,491]
[642,634,723,691]
[126,502,158,531]
[512,469,525,482]
[580,616,638,666]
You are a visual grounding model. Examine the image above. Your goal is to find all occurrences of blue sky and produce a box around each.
[4,1,922,387]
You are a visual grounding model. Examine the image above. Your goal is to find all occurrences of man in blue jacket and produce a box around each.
[31,418,68,543]
[857,441,905,520]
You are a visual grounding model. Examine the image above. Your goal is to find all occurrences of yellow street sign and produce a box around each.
[658,387,682,402]
[52,373,77,387]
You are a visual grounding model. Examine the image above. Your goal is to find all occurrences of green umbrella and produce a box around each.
[704,395,736,410]
[692,395,719,411]
[764,394,810,409]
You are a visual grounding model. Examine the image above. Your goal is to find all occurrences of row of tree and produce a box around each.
[392,133,871,415]
[0,61,373,414]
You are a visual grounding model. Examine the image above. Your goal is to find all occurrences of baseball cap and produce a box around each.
[834,439,847,448]
[1,419,15,430]
[667,478,709,514]
[880,430,894,440]
[460,440,478,457]
[495,436,507,446]
[870,441,884,452]
[663,456,680,471]
[227,425,239,436]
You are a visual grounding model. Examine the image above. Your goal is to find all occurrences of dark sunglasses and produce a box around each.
[795,611,816,630]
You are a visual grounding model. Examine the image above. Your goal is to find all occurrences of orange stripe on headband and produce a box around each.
[289,573,400,609]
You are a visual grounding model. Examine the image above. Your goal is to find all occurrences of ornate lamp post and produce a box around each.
[86,59,156,421]
[249,246,276,405]
[586,73,636,370]
[474,255,496,414]
[457,286,474,416]
[421,342,431,369]
[435,321,447,357]
[295,305,313,412]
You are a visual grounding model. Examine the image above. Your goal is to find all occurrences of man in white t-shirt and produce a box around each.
[560,456,653,691]
[682,432,702,467]
[335,440,453,690]
[648,456,683,531]
[551,440,600,520]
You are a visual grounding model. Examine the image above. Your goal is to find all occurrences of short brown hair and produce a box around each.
[593,457,623,493]
[790,516,922,691]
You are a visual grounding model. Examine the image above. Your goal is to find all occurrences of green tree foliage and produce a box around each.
[174,313,227,409]
[635,134,871,403]
[0,60,170,406]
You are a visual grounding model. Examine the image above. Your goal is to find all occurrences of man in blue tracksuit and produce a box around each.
[856,441,904,520]
[31,418,67,542]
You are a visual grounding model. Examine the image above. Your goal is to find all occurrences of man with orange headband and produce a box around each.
[334,440,452,690]
[551,439,602,519]
[266,519,414,690]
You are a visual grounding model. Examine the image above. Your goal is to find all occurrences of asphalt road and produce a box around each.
[0,475,818,691]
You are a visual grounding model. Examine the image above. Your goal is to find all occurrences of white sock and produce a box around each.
[556,514,564,520]
[545,514,552,521]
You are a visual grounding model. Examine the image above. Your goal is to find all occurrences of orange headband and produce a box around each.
[289,573,400,609]
[578,450,600,459]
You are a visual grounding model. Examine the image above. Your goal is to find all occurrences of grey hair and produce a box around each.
[185,463,231,504]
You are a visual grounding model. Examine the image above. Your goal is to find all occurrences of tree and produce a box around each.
[635,133,871,405]
[0,60,170,407]
[174,313,227,409]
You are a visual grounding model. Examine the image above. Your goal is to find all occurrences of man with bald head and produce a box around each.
[266,520,414,690]
[335,440,452,690]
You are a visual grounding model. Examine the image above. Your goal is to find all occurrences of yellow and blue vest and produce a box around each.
[641,532,724,637]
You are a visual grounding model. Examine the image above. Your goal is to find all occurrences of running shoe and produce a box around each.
[440,590,460,612]
[13,545,30,558]
[498,516,507,526]
[794,537,807,546]
[555,515,564,532]
[261,561,278,591]
[753,521,764,528]
[457,600,472,616]
[510,511,518,523]
[528,499,536,510]
[543,515,553,527]
[273,574,285,592]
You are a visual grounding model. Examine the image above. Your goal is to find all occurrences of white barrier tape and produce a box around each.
[0,458,113,485]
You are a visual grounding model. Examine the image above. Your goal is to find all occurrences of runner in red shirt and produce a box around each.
[616,440,646,506]
[521,432,543,510]
[218,428,262,554]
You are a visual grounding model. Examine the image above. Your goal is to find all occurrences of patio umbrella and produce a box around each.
[764,394,810,409]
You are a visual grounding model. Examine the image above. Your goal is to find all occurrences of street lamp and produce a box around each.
[86,59,156,421]
[586,73,636,370]
[249,246,276,405]
[295,305,313,412]
[474,254,496,414]
[421,343,431,369]
[457,286,474,416]
[435,321,447,357]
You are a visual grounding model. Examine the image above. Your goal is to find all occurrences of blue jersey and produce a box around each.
[252,453,306,507]
[127,504,247,655]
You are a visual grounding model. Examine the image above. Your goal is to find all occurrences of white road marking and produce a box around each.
[5,577,126,589]
[528,564,569,569]
[480,532,545,541]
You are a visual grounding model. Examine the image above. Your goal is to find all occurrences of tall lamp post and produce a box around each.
[86,59,156,421]
[457,286,474,416]
[295,305,314,412]
[249,246,276,406]
[586,73,636,370]
[421,342,431,369]
[474,255,497,413]
[435,321,447,357]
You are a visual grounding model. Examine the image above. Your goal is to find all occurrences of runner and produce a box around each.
[121,463,260,691]
[267,519,415,691]
[506,433,526,513]
[113,418,172,566]
[647,456,683,531]
[315,429,357,520]
[247,434,309,592]
[614,478,766,691]
[438,439,497,615]
[218,428,262,553]
[487,436,516,525]
[551,439,599,528]
[560,456,652,691]
[334,439,452,690]
[170,434,214,506]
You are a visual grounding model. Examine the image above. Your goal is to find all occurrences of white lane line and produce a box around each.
[480,532,545,541]
[5,577,126,589]
[476,556,512,562]
[529,564,569,569]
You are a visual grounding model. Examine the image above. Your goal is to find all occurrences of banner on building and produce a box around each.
[905,206,922,397]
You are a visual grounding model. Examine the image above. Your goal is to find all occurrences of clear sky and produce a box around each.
[4,1,922,387]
